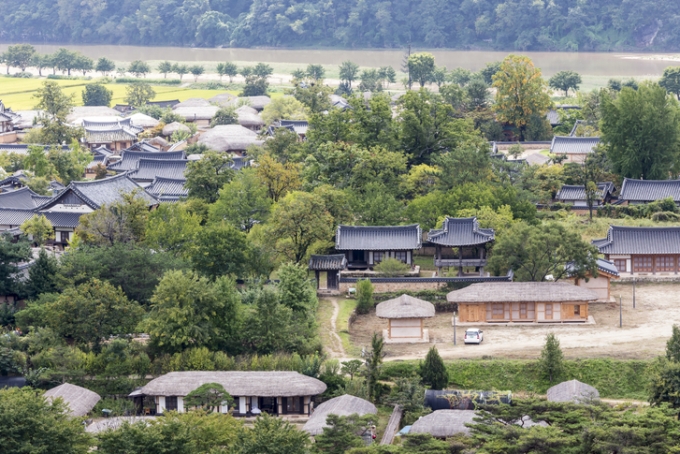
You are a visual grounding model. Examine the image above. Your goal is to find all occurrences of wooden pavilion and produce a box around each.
[376,294,435,342]
[427,217,494,276]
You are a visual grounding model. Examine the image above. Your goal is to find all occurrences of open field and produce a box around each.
[344,281,679,362]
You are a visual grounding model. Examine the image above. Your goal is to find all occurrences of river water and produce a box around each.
[1,44,678,76]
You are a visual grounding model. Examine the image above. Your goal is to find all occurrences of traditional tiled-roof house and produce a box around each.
[82,118,143,151]
[335,224,422,269]
[427,217,494,276]
[593,225,680,275]
[36,173,158,245]
[145,177,188,202]
[0,187,51,209]
[554,182,615,208]
[107,150,186,174]
[549,136,600,163]
[566,258,619,302]
[308,254,347,291]
[618,178,680,205]
[128,159,188,186]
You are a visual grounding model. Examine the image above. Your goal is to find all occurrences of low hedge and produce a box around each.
[115,77,181,85]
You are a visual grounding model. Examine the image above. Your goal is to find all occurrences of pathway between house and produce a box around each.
[380,405,403,445]
[327,298,346,358]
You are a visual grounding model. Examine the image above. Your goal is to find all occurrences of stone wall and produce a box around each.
[339,280,446,293]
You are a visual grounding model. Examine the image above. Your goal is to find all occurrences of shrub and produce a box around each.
[12,72,32,78]
[374,258,410,277]
[355,280,374,315]
[114,77,180,85]
[651,211,680,222]
[93,397,136,417]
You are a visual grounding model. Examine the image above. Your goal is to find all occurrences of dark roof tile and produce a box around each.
[619,178,680,203]
[308,254,347,270]
[593,225,680,255]
[427,217,494,247]
[336,224,422,251]
[550,136,600,155]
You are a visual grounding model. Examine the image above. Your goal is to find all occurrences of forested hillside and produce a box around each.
[1,0,679,51]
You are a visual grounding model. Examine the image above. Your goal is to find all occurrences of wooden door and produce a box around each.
[327,271,338,290]
[491,303,504,320]
[318,271,328,290]
[545,303,553,320]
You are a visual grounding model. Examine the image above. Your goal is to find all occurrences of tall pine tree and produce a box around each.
[25,248,59,299]
[419,346,449,390]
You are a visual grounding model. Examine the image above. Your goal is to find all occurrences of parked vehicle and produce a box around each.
[464,328,483,344]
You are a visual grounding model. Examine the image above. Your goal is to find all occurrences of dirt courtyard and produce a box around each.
[348,282,680,361]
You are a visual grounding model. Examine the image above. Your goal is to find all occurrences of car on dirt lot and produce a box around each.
[464,328,484,344]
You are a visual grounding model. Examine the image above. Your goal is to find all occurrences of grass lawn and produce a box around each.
[316,298,336,355]
[337,298,359,356]
[413,255,436,273]
[558,214,680,242]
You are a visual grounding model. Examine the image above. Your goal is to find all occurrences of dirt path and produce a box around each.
[327,298,346,358]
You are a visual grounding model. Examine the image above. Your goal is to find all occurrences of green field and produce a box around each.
[0,76,287,110]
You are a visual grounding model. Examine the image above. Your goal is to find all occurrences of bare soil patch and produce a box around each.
[348,282,680,362]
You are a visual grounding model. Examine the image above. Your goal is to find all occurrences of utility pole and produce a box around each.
[633,278,636,309]
[453,312,457,345]
[619,295,622,328]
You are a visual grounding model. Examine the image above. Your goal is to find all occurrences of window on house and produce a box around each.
[574,305,581,316]
[394,251,407,263]
[373,252,383,263]
[656,256,675,272]
[285,397,302,413]
[545,303,553,319]
[165,396,178,411]
[519,303,527,319]
[614,259,627,273]
[633,256,653,272]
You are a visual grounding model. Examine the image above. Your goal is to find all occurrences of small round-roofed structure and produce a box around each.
[410,410,477,438]
[44,383,101,417]
[547,379,599,404]
[303,394,377,436]
[376,294,435,343]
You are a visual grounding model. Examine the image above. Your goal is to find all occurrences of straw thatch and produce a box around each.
[197,125,263,152]
[209,93,237,107]
[303,394,377,435]
[410,410,477,438]
[147,136,170,148]
[236,105,259,115]
[67,106,121,123]
[237,112,265,129]
[44,383,101,417]
[376,294,435,319]
[173,98,212,108]
[173,106,219,121]
[547,380,600,404]
[447,282,598,304]
[133,371,327,398]
[129,112,160,129]
[162,122,191,137]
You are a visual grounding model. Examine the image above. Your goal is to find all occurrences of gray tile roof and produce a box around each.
[108,150,186,172]
[128,159,188,182]
[85,128,139,144]
[39,173,158,210]
[619,178,680,203]
[566,258,619,277]
[593,225,680,255]
[555,182,614,202]
[145,177,188,202]
[125,141,162,153]
[0,187,51,209]
[0,144,70,155]
[427,217,494,247]
[308,254,347,270]
[550,136,600,155]
[335,224,422,251]
[280,120,308,135]
[0,208,34,227]
[546,105,580,126]
[42,211,84,229]
[231,156,251,171]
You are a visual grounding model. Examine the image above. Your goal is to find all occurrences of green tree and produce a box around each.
[601,82,680,179]
[24,145,54,177]
[314,414,377,454]
[253,62,274,79]
[660,67,680,100]
[77,192,150,246]
[95,57,115,76]
[256,153,301,202]
[210,106,238,127]
[173,63,189,81]
[667,325,680,363]
[184,383,233,412]
[74,54,93,76]
[261,96,307,125]
[157,61,173,78]
[237,414,310,454]
[365,333,384,403]
[292,83,333,113]
[488,222,598,282]
[549,70,582,97]
[419,346,449,390]
[25,248,59,300]
[185,151,234,203]
[189,64,205,82]
[539,333,564,384]
[209,169,271,233]
[21,214,53,246]
[306,63,325,81]
[187,223,250,278]
[339,61,360,88]
[479,61,502,85]
[277,262,318,313]
[432,66,448,88]
[44,278,144,351]
[492,55,552,141]
[52,48,78,76]
[145,202,201,256]
[145,270,241,354]
[127,60,151,78]
[5,43,35,71]
[222,62,238,83]
[407,53,436,88]
[0,234,30,298]
[124,83,156,107]
[374,258,410,277]
[267,191,334,263]
[649,359,680,410]
[33,81,82,145]
[0,387,91,454]
[82,83,113,107]
[31,53,50,77]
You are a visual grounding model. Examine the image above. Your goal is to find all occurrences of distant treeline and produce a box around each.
[1,0,679,51]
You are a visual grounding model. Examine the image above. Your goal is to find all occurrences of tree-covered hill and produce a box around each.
[1,0,679,51]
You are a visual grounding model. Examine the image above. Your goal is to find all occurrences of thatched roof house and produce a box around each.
[173,98,212,108]
[130,371,326,416]
[303,394,377,435]
[410,410,477,438]
[162,122,191,137]
[377,295,435,343]
[197,125,263,152]
[448,282,597,323]
[44,383,101,417]
[128,112,160,129]
[547,380,599,404]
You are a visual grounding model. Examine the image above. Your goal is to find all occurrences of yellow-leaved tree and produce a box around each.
[492,55,552,141]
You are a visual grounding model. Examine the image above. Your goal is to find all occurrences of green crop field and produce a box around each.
[0,76,285,110]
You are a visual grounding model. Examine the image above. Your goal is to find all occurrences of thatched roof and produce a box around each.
[238,112,265,128]
[303,394,377,435]
[209,93,237,107]
[173,106,219,121]
[376,294,435,319]
[129,112,160,129]
[236,105,259,115]
[410,410,476,438]
[447,282,598,304]
[162,122,191,137]
[547,380,599,404]
[147,136,170,148]
[44,383,101,417]
[174,98,212,108]
[197,125,263,152]
[133,371,327,397]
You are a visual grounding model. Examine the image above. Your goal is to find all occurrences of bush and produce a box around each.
[374,258,410,277]
[651,211,680,222]
[47,74,89,80]
[93,397,136,417]
[12,72,32,78]
[355,280,374,315]
[115,77,181,85]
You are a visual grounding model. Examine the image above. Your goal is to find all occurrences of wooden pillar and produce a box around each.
[436,245,441,276]
[420,318,424,339]
[652,255,656,275]
[458,247,463,277]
